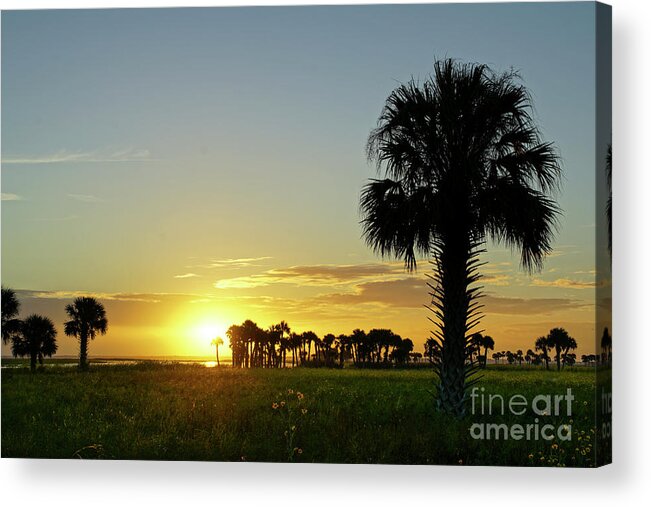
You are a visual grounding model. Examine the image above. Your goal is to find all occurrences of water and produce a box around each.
[0,359,228,369]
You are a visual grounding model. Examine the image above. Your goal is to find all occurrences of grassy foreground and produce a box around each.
[2,363,601,466]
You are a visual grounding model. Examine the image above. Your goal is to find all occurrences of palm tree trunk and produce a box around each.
[556,347,562,371]
[433,231,476,417]
[216,345,220,366]
[79,334,89,370]
[30,352,37,372]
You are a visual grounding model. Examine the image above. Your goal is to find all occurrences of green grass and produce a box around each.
[1,362,606,466]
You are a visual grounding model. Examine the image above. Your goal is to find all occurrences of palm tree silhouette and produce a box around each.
[1,286,22,344]
[469,333,483,364]
[11,314,58,371]
[211,336,224,366]
[361,59,561,416]
[64,297,108,370]
[535,336,551,370]
[481,335,495,368]
[546,327,576,371]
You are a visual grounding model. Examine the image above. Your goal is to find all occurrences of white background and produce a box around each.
[0,0,648,505]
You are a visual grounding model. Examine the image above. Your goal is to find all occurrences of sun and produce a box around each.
[171,308,234,356]
[195,321,227,343]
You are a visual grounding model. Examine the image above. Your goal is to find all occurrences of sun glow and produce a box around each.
[196,322,226,343]
[175,313,231,356]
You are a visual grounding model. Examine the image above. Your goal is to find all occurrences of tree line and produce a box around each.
[1,286,108,371]
[473,327,611,370]
[225,320,420,368]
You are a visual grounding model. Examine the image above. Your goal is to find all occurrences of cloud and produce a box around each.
[318,278,428,307]
[531,278,596,289]
[482,295,591,315]
[174,273,200,279]
[1,193,22,201]
[214,263,407,289]
[17,290,199,304]
[314,279,590,315]
[197,257,273,269]
[481,274,512,286]
[2,148,153,165]
[68,193,106,203]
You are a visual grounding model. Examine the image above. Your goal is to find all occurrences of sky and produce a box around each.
[1,2,608,358]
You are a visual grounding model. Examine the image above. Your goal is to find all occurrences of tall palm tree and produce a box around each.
[361,59,561,416]
[64,297,108,370]
[12,314,58,372]
[211,336,224,366]
[2,286,22,344]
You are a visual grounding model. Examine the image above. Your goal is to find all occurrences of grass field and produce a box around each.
[1,362,605,466]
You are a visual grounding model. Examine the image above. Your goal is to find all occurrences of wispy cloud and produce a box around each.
[481,274,512,286]
[174,273,200,279]
[68,193,106,203]
[18,290,199,304]
[214,263,409,289]
[531,278,597,289]
[197,257,273,269]
[482,295,591,315]
[214,279,590,318]
[1,193,22,201]
[2,148,153,165]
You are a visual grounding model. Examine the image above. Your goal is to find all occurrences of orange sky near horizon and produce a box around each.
[1,249,607,359]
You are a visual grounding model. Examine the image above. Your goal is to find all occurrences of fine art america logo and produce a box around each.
[469,387,574,441]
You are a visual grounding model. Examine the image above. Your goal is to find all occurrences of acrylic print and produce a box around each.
[1,2,612,466]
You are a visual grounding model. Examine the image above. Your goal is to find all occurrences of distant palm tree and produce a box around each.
[361,59,561,416]
[469,333,483,364]
[322,333,336,364]
[335,333,350,367]
[424,337,441,364]
[211,336,224,366]
[516,349,524,366]
[64,297,108,370]
[546,327,576,371]
[227,324,245,368]
[524,349,533,365]
[12,314,58,372]
[481,335,495,368]
[535,336,551,370]
[2,286,22,344]
[276,320,291,367]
